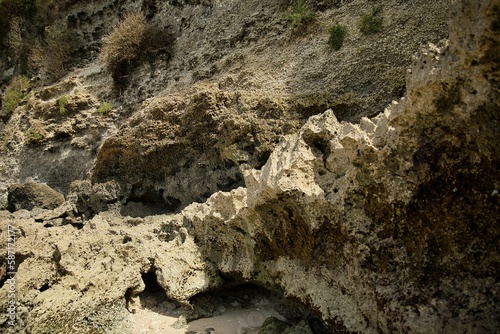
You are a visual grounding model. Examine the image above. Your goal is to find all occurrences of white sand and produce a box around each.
[129,303,285,334]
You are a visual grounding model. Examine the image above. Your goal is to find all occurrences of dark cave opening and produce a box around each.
[121,184,182,217]
[141,271,164,294]
[126,270,181,315]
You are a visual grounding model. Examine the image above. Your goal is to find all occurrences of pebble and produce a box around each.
[172,315,188,329]
[159,301,177,311]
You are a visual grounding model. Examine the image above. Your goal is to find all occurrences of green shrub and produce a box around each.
[97,102,113,114]
[58,95,68,114]
[287,0,315,28]
[359,7,383,35]
[2,75,30,114]
[328,24,347,50]
[4,89,24,114]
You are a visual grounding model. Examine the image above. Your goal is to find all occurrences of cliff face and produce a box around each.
[0,0,499,333]
[0,0,449,206]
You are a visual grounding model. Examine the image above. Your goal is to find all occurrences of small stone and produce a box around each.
[258,317,291,334]
[159,301,177,311]
[282,320,313,334]
[172,315,187,329]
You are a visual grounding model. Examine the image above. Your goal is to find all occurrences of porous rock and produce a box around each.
[283,320,314,334]
[7,182,64,212]
[259,317,292,334]
[0,0,498,333]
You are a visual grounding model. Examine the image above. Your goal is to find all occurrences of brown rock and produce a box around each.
[7,182,65,212]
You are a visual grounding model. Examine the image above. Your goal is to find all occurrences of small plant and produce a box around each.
[359,7,383,35]
[328,24,347,50]
[287,0,315,28]
[2,75,30,114]
[25,129,44,143]
[58,95,69,114]
[97,101,113,114]
[58,95,68,114]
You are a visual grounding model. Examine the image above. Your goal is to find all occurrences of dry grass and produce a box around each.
[7,16,23,55]
[29,29,73,81]
[101,12,148,82]
[0,0,36,42]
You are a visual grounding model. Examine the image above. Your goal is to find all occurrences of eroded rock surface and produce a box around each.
[7,182,65,212]
[0,0,450,209]
[0,0,499,333]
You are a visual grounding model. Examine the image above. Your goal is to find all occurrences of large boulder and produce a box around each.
[7,182,65,212]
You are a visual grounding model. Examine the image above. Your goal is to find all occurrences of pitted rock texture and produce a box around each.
[7,182,65,212]
[90,84,304,212]
[0,0,499,333]
[0,0,450,209]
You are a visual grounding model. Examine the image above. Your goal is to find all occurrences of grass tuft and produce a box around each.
[359,7,383,35]
[2,75,30,114]
[58,95,68,114]
[287,0,315,28]
[97,102,113,114]
[328,24,347,50]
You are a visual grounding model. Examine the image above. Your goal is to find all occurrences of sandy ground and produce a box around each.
[129,305,284,334]
[127,289,286,334]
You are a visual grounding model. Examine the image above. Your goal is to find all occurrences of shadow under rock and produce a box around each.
[120,201,175,218]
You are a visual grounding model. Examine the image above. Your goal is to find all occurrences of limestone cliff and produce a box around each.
[0,0,499,333]
[0,0,449,205]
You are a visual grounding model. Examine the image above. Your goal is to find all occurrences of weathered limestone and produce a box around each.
[7,182,65,212]
[0,0,498,333]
